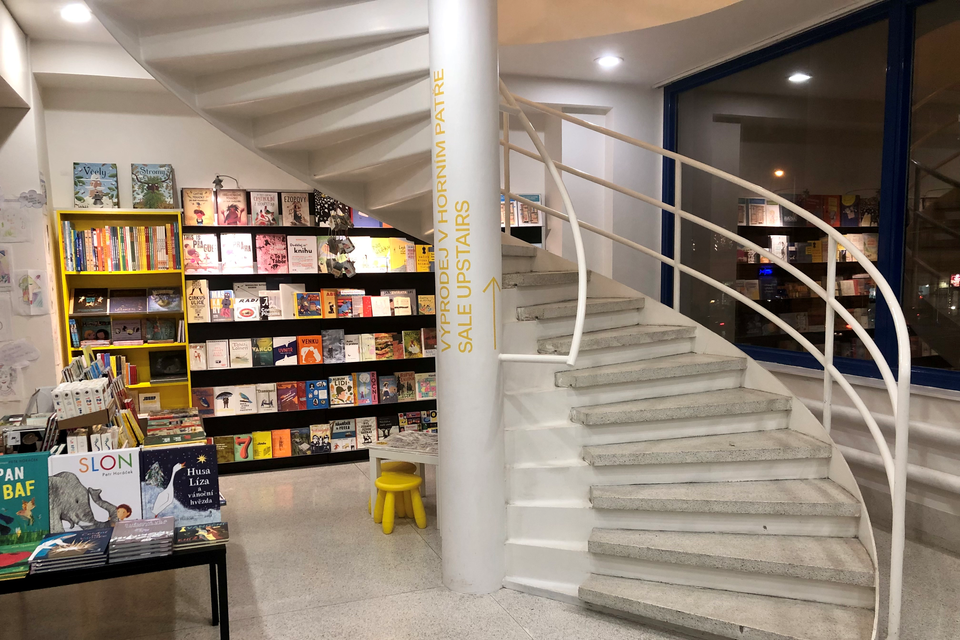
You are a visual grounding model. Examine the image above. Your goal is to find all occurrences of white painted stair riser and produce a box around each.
[502,255,535,273]
[503,309,645,349]
[502,281,599,308]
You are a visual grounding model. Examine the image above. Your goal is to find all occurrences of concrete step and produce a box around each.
[579,575,873,640]
[556,353,745,389]
[583,430,832,467]
[590,479,861,518]
[571,387,791,426]
[517,297,645,321]
[588,530,874,587]
[539,325,696,355]
[503,270,583,288]
[501,244,538,257]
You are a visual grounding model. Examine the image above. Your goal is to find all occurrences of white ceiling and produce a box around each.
[5,0,116,43]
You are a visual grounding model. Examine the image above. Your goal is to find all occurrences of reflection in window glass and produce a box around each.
[903,0,960,370]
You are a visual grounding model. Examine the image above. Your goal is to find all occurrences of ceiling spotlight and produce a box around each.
[788,72,812,84]
[774,169,785,177]
[596,56,623,68]
[61,3,92,23]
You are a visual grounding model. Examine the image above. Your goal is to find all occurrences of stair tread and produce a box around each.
[501,244,538,257]
[590,479,861,516]
[583,430,831,466]
[503,270,582,288]
[588,530,874,586]
[517,297,644,321]
[539,324,696,355]
[580,574,873,640]
[572,388,791,425]
[557,353,745,388]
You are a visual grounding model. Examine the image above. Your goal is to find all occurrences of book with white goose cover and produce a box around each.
[139,445,220,527]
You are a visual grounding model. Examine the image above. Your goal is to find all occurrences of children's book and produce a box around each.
[250,191,279,226]
[192,387,215,419]
[213,386,239,416]
[256,383,278,413]
[370,296,392,317]
[280,283,305,319]
[273,336,297,366]
[79,316,111,345]
[403,330,423,359]
[186,279,211,323]
[253,337,274,367]
[220,233,254,273]
[147,288,182,313]
[228,338,252,368]
[356,417,378,449]
[306,380,329,409]
[330,419,357,452]
[321,289,338,318]
[233,297,260,321]
[396,371,417,402]
[251,432,272,459]
[277,382,299,412]
[0,452,50,548]
[377,414,401,439]
[234,434,253,462]
[188,344,206,370]
[336,296,353,318]
[297,335,323,365]
[140,445,220,525]
[213,436,235,464]
[297,381,308,411]
[295,292,323,318]
[111,318,143,344]
[309,424,331,453]
[421,327,437,358]
[290,428,311,456]
[236,385,257,415]
[416,372,437,400]
[255,234,288,274]
[48,450,143,531]
[281,192,311,226]
[206,339,230,369]
[258,290,281,320]
[344,334,360,362]
[144,317,177,342]
[72,288,109,315]
[418,295,435,315]
[131,163,175,209]
[108,288,148,314]
[216,189,247,225]
[73,163,119,209]
[328,374,355,406]
[271,430,292,458]
[374,333,395,360]
[183,234,219,274]
[210,290,234,322]
[356,371,378,405]
[321,329,345,364]
[360,333,377,361]
[287,236,318,273]
[182,188,216,226]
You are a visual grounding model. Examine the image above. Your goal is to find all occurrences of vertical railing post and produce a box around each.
[888,379,910,640]
[673,159,682,311]
[822,236,838,434]
[502,111,511,236]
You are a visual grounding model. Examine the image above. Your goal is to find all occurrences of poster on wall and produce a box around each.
[13,270,48,316]
[0,203,30,243]
[73,163,119,209]
[0,362,21,402]
[0,244,13,290]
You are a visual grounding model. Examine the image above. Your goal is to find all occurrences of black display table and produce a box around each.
[0,544,229,639]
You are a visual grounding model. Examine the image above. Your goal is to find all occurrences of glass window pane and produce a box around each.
[903,0,960,370]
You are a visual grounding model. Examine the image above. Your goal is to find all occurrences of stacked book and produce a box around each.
[109,517,175,563]
[142,408,206,447]
[0,548,33,581]
[29,528,112,574]
[174,522,229,549]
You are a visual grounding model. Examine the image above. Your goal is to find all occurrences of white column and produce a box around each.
[428,0,505,593]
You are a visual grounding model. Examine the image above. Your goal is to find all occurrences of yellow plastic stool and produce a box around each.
[373,472,426,534]
[368,461,418,513]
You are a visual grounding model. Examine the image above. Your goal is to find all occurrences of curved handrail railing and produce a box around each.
[500,88,910,640]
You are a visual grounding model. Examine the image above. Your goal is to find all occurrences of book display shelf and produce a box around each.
[732,195,879,359]
[56,209,191,410]
[502,193,544,246]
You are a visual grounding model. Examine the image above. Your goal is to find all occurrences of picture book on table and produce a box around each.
[233,297,260,321]
[321,329,345,363]
[48,450,143,531]
[328,374,355,406]
[220,234,254,273]
[255,234,288,274]
[229,338,252,368]
[356,417,378,449]
[277,382,299,412]
[183,234,219,273]
[140,445,220,526]
[416,372,437,400]
[287,236,318,273]
[290,428,311,456]
[148,288,182,313]
[253,337,274,367]
[182,188,216,226]
[192,387,215,419]
[0,452,50,550]
[71,288,108,315]
[273,336,297,365]
[216,189,247,225]
[250,191,279,226]
[256,383,278,413]
[403,330,423,359]
[330,419,356,452]
[356,371,377,405]
[234,434,253,462]
[306,380,329,409]
[107,288,148,314]
[397,372,417,402]
[210,289,234,322]
[281,192,312,226]
[310,424,331,453]
[73,162,119,209]
[186,279,211,323]
[189,343,207,371]
[297,335,323,365]
[295,292,323,318]
[131,163,175,209]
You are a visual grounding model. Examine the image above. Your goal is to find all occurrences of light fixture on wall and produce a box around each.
[212,174,240,191]
[788,72,812,84]
[60,3,92,23]
[595,56,623,68]
[774,169,785,177]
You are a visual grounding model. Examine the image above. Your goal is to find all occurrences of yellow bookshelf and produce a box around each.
[56,209,192,410]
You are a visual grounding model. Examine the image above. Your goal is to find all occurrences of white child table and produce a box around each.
[368,431,440,529]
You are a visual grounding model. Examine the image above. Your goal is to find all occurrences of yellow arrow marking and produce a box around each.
[483,276,501,350]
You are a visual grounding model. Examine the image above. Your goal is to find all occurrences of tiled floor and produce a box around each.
[1,462,957,639]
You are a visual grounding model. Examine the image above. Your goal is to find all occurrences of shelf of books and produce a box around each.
[57,209,191,411]
[179,187,438,474]
[501,193,544,247]
[731,194,878,358]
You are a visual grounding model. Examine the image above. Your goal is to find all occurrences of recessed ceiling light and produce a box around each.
[61,3,92,23]
[774,169,785,177]
[788,72,812,84]
[595,56,623,68]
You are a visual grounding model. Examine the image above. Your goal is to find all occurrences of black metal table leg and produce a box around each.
[216,551,229,640]
[209,562,220,626]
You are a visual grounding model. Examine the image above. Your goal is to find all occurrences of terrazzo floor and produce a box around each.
[0,462,956,639]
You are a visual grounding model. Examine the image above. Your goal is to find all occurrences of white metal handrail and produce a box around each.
[500,88,911,640]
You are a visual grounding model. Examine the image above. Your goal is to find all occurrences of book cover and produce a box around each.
[108,288,148,314]
[388,238,408,272]
[330,419,356,452]
[144,317,177,342]
[182,188,216,226]
[273,336,297,366]
[309,424,331,453]
[79,316,111,344]
[183,234,219,273]
[47,450,142,531]
[287,236,318,273]
[295,292,323,318]
[72,288,109,315]
[297,335,323,365]
[356,417,378,449]
[233,297,260,321]
[213,386,239,416]
[250,191,279,226]
[321,329,345,363]
[391,333,405,359]
[415,372,437,400]
[251,432,273,459]
[277,382,299,412]
[258,290,281,320]
[336,295,353,318]
[418,295,435,315]
[228,338,252,368]
[328,374,355,406]
[859,196,879,226]
[186,279,211,323]
[281,192,311,226]
[233,434,253,462]
[0,452,50,548]
[377,414,401,439]
[370,296,392,317]
[374,333,395,360]
[140,445,220,525]
[210,290,234,322]
[216,189,247,225]
[220,233,254,273]
[421,327,437,357]
[360,333,377,361]
[111,318,142,343]
[290,428,311,456]
[255,234,288,274]
[400,411,422,431]
[271,430,292,458]
[344,334,361,362]
[321,289,338,318]
[74,163,119,209]
[256,383,278,413]
[356,371,377,405]
[403,330,423,359]
[233,281,266,299]
[840,195,859,227]
[317,236,337,274]
[191,387,215,419]
[280,283,305,319]
[396,371,416,402]
[253,337,274,367]
[206,339,230,369]
[131,163,175,209]
[173,522,228,547]
[213,436,235,464]
[305,380,329,409]
[415,245,432,272]
[147,288,182,313]
[382,288,417,316]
